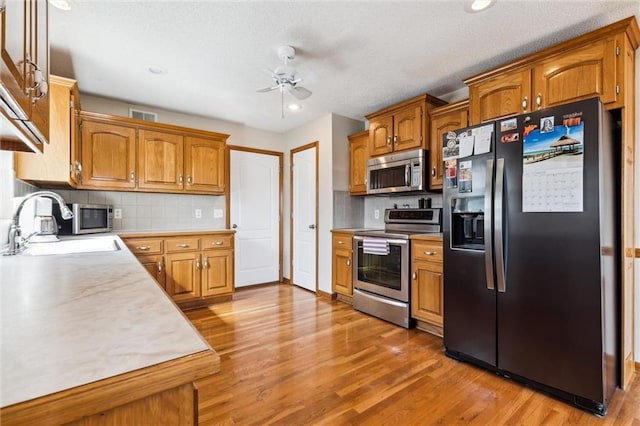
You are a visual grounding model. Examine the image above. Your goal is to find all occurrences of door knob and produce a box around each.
[308,224,316,229]
[232,224,238,229]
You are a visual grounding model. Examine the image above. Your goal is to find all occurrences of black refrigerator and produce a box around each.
[442,98,618,415]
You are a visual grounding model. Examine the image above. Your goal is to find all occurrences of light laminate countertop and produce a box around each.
[0,235,213,408]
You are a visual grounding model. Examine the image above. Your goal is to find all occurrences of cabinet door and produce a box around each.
[393,103,423,152]
[0,0,30,119]
[369,114,393,156]
[411,260,443,327]
[429,105,468,190]
[184,136,225,193]
[165,252,201,302]
[469,69,531,125]
[332,248,352,296]
[138,255,166,291]
[80,119,137,189]
[533,38,617,109]
[26,0,49,142]
[348,131,368,194]
[201,249,234,297]
[138,129,184,191]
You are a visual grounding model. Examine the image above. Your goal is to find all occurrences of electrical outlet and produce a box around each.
[213,209,223,219]
[114,208,122,219]
[374,209,380,219]
[195,209,202,219]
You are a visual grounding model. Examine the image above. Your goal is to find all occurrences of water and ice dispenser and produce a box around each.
[450,196,485,250]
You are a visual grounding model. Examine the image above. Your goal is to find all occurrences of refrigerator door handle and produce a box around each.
[484,159,495,290]
[495,158,506,293]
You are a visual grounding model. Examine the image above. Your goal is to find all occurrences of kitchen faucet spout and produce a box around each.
[4,191,73,256]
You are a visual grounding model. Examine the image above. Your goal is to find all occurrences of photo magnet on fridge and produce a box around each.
[500,118,517,132]
[458,160,472,193]
[445,159,458,189]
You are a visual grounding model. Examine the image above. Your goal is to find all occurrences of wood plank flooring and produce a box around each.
[187,284,640,425]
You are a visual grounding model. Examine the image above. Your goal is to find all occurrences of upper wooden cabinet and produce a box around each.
[15,75,81,185]
[366,94,446,157]
[348,130,368,195]
[466,17,640,124]
[75,111,229,194]
[0,0,50,152]
[79,117,137,190]
[428,100,468,190]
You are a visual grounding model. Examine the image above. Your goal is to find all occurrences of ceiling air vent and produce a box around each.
[129,108,158,122]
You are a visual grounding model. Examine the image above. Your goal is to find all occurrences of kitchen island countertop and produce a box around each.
[0,234,218,416]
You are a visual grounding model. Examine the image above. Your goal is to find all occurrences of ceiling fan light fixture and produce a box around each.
[465,0,495,13]
[287,103,302,112]
[50,0,72,10]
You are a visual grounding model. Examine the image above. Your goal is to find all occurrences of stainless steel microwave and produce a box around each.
[366,149,427,194]
[52,203,113,234]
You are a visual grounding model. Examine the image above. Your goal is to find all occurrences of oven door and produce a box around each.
[353,235,409,302]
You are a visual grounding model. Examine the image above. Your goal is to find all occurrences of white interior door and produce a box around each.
[230,150,280,287]
[292,146,317,292]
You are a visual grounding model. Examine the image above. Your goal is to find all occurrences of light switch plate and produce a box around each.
[214,209,223,218]
[114,208,122,219]
[374,209,380,219]
[195,209,202,219]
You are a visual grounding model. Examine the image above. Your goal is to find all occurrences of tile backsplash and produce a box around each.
[48,189,226,231]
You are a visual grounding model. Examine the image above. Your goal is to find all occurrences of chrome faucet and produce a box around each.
[4,191,74,256]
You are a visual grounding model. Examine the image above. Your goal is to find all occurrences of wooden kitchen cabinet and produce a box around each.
[77,111,229,194]
[122,231,235,308]
[0,0,49,151]
[411,237,444,337]
[15,75,82,185]
[348,130,368,195]
[466,19,636,124]
[428,100,468,190]
[331,230,354,303]
[79,117,137,189]
[366,94,446,157]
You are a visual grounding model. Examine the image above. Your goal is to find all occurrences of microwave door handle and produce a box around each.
[484,159,495,290]
[405,164,411,187]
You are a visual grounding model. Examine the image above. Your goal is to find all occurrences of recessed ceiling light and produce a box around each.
[147,65,167,75]
[50,0,72,10]
[287,103,302,112]
[465,0,495,13]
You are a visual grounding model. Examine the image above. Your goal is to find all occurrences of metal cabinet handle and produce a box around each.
[187,175,192,185]
[136,246,150,251]
[157,262,163,273]
[204,259,209,269]
[25,58,48,102]
[412,272,417,280]
[177,243,190,248]
[130,171,135,181]
[393,135,398,145]
[213,241,223,245]
[522,96,528,113]
[196,258,201,270]
[346,259,351,267]
[338,241,344,245]
[386,136,391,146]
[179,174,183,184]
[431,167,436,177]
[536,93,542,110]
[423,251,436,256]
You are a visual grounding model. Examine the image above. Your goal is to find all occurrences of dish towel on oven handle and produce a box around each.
[362,238,390,255]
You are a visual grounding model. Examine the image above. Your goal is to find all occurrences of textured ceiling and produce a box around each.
[49,1,640,134]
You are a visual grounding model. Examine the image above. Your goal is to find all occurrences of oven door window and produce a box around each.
[356,243,403,291]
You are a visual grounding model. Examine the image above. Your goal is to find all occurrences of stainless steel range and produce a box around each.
[353,208,442,328]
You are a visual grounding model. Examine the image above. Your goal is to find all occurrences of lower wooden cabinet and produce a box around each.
[410,236,444,336]
[331,230,354,302]
[122,231,234,308]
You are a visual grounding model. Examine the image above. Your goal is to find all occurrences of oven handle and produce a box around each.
[353,235,409,246]
[405,164,411,187]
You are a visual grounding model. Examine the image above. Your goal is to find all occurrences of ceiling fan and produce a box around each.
[257,45,312,117]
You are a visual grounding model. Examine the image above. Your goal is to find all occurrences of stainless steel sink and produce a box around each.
[23,236,120,256]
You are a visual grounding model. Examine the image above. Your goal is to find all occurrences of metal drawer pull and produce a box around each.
[136,246,150,251]
[177,243,190,248]
[412,272,417,280]
[424,251,436,256]
[157,262,163,273]
[213,241,223,245]
[338,241,344,245]
[346,259,351,266]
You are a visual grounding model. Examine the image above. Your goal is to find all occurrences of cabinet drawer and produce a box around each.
[202,234,234,250]
[124,238,164,255]
[333,234,352,250]
[165,237,201,253]
[412,240,443,263]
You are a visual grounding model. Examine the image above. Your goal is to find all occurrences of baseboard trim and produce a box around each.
[636,361,640,374]
[317,289,333,300]
[282,277,291,285]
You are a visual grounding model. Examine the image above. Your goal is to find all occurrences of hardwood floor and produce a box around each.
[187,285,640,425]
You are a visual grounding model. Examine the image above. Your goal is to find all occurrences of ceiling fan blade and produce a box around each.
[256,85,279,93]
[289,85,312,100]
